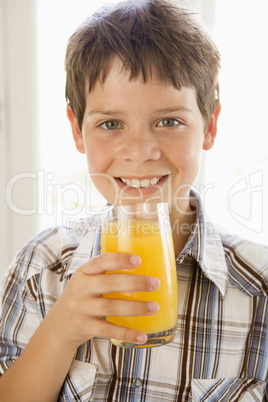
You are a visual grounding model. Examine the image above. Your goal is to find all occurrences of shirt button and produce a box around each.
[132,378,143,388]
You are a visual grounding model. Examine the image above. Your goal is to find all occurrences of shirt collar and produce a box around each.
[177,189,229,298]
[63,215,102,278]
[65,192,229,297]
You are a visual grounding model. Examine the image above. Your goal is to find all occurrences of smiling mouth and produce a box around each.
[118,176,166,188]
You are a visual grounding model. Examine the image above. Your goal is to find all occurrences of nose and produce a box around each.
[118,130,161,163]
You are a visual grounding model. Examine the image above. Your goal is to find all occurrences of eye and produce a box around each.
[158,118,180,128]
[101,120,120,130]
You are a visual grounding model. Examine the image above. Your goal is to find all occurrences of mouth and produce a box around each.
[111,174,170,200]
[118,176,166,188]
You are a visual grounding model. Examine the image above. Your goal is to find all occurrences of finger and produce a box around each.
[91,272,160,295]
[82,298,160,318]
[91,318,148,345]
[81,253,142,275]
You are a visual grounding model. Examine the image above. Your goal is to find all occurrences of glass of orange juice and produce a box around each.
[101,202,178,348]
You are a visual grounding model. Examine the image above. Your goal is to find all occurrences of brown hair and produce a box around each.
[65,0,221,130]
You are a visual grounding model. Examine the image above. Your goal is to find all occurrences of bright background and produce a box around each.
[0,0,267,277]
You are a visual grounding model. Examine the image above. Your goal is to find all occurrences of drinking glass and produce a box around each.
[101,202,178,348]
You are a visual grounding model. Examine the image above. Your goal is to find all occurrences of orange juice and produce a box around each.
[101,219,178,335]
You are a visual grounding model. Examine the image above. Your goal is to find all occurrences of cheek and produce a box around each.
[85,142,110,174]
[169,140,202,171]
[90,172,118,206]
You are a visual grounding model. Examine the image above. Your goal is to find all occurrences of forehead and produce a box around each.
[83,77,203,130]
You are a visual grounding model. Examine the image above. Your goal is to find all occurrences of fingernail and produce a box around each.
[148,302,160,313]
[136,334,147,344]
[149,277,160,291]
[130,255,142,266]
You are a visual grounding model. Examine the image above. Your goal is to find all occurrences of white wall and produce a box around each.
[0,0,8,276]
[0,0,38,278]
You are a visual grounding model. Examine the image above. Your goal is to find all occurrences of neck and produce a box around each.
[170,202,196,257]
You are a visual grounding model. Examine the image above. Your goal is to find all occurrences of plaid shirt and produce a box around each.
[1,191,268,401]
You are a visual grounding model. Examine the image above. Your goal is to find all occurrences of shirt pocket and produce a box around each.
[191,378,266,402]
[59,360,98,402]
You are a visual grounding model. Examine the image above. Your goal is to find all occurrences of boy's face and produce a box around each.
[68,58,218,224]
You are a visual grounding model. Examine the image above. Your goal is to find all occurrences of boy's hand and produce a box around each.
[46,253,160,352]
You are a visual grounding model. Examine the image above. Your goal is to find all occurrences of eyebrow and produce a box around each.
[87,106,193,117]
[152,107,193,115]
[87,109,122,117]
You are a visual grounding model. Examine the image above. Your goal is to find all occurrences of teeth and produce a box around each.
[130,179,140,188]
[120,177,163,188]
[150,177,158,185]
[141,179,151,187]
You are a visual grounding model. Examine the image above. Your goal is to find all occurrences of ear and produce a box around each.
[203,102,221,151]
[66,105,86,154]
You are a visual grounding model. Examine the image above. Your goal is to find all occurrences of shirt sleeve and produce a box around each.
[0,249,41,375]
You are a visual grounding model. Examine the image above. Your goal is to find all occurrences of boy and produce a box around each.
[1,0,268,400]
